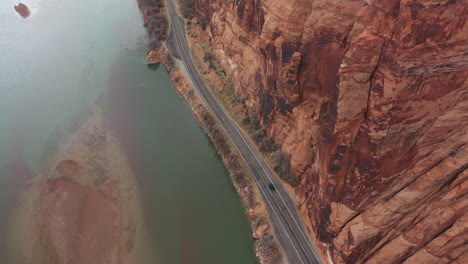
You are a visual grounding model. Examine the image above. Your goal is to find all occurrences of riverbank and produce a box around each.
[3,0,261,262]
[137,0,285,262]
[152,46,284,264]
[182,22,329,262]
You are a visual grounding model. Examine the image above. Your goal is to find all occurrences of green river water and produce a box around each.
[0,0,257,263]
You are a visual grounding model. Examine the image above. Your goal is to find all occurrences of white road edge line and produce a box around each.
[168,12,305,264]
[165,1,320,263]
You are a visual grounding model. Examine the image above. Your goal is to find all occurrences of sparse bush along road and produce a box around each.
[165,1,321,263]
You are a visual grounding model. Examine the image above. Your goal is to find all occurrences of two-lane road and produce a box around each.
[165,1,321,263]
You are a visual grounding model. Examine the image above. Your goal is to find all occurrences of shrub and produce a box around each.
[200,108,250,189]
[270,150,283,165]
[138,0,169,49]
[259,137,278,153]
[241,116,251,127]
[240,108,298,187]
[259,234,281,263]
[203,51,214,62]
[200,22,207,30]
[187,89,195,99]
[178,0,195,20]
[271,150,300,187]
[203,51,217,70]
[232,166,247,189]
[252,128,266,144]
[248,110,261,131]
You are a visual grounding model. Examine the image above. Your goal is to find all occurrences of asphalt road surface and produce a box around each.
[165,1,321,263]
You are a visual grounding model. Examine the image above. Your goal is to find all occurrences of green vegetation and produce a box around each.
[242,108,300,187]
[137,0,169,49]
[252,216,282,263]
[260,234,282,263]
[203,51,227,77]
[199,107,250,191]
[271,150,300,187]
[181,26,285,263]
[178,0,195,20]
[187,89,195,100]
[189,32,300,188]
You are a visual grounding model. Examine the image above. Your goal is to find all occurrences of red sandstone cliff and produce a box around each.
[191,0,467,263]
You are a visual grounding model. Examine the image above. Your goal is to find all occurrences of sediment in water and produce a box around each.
[7,107,157,264]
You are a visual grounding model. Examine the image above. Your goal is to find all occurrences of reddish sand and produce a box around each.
[14,3,30,18]
[37,160,124,264]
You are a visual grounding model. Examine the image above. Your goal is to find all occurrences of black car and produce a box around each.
[268,183,276,191]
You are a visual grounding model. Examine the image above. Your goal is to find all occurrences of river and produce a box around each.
[0,0,257,263]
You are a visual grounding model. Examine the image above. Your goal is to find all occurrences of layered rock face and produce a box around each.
[192,0,467,263]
